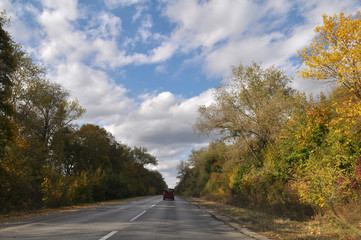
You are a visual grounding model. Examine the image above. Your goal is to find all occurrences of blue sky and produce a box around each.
[2,0,360,187]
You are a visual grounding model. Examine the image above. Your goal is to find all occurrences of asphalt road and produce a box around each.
[0,196,254,240]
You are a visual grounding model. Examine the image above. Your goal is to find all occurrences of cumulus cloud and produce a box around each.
[6,0,361,75]
[40,0,78,20]
[33,0,358,79]
[104,89,215,187]
[136,14,152,42]
[163,0,259,49]
[105,89,214,149]
[104,0,148,8]
[0,0,41,47]
[160,0,360,78]
[33,0,159,70]
[89,12,122,40]
[49,62,135,124]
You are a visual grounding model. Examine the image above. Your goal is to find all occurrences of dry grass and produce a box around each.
[187,197,361,240]
[313,201,361,239]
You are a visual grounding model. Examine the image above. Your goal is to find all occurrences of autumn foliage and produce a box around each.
[0,14,166,212]
[298,11,361,98]
[177,12,361,226]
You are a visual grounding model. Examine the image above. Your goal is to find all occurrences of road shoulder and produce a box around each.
[182,196,271,240]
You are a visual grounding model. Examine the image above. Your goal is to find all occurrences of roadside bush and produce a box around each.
[41,176,69,208]
[0,166,34,211]
[203,172,229,197]
[66,171,94,205]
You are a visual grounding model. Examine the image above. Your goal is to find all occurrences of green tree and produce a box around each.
[132,146,158,166]
[175,141,228,197]
[10,50,84,169]
[11,59,84,199]
[2,46,84,208]
[195,62,300,163]
[72,124,112,173]
[0,12,18,152]
[176,159,198,196]
[0,13,167,210]
[109,139,133,174]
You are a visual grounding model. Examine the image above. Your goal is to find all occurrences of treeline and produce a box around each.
[176,12,361,218]
[0,13,166,212]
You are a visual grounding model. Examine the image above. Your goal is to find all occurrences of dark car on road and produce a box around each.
[163,188,174,200]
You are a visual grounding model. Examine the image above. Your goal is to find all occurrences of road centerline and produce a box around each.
[99,230,118,240]
[129,210,146,222]
[149,201,160,209]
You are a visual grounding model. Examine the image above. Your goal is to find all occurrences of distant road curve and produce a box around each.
[0,195,254,239]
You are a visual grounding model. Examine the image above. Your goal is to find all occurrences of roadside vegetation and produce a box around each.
[189,197,360,240]
[0,12,166,213]
[176,12,361,239]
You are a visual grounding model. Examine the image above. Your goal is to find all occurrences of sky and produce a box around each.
[2,0,361,188]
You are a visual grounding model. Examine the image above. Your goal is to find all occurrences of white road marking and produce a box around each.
[129,200,160,222]
[129,210,146,222]
[149,200,161,208]
[99,231,118,240]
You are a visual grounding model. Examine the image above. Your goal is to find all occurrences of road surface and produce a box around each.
[0,196,254,239]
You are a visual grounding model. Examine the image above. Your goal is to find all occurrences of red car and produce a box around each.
[163,188,174,200]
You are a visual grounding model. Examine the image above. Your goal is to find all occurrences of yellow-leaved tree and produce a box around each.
[298,11,361,98]
[296,12,361,211]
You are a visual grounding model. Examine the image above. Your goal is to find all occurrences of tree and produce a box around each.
[132,146,157,166]
[10,50,85,170]
[175,141,229,197]
[177,160,191,182]
[0,12,18,152]
[175,159,199,196]
[0,13,167,210]
[298,11,361,99]
[1,47,85,206]
[109,139,133,174]
[13,73,84,147]
[194,62,300,162]
[72,124,112,173]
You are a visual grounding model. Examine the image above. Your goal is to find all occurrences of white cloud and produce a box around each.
[299,0,361,24]
[0,1,40,45]
[136,14,152,42]
[0,0,12,12]
[163,0,259,51]
[34,0,173,69]
[49,62,135,124]
[155,64,166,73]
[104,89,215,187]
[132,4,147,22]
[149,41,177,63]
[90,12,122,40]
[153,159,183,188]
[37,5,85,64]
[104,0,148,9]
[40,0,78,20]
[204,34,280,76]
[160,0,361,79]
[7,0,361,75]
[106,89,214,147]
